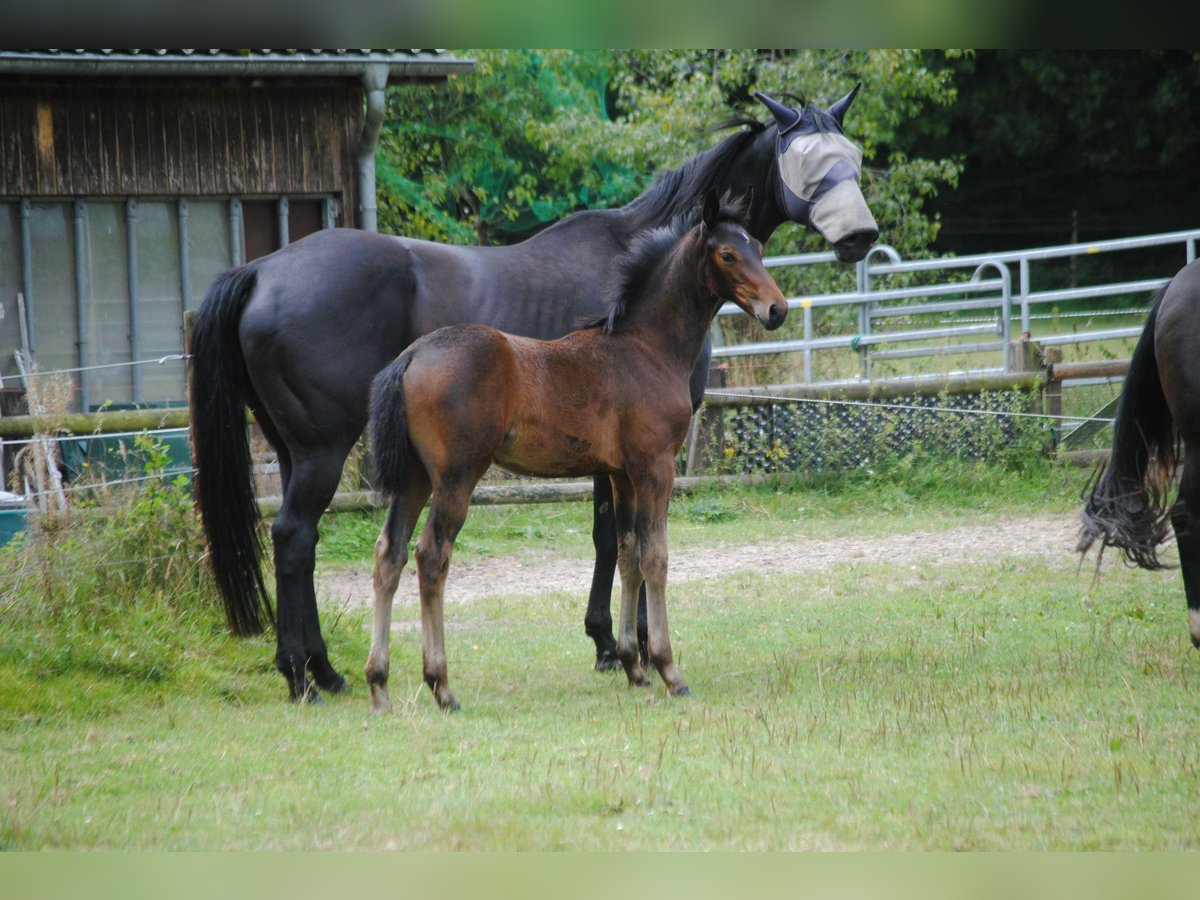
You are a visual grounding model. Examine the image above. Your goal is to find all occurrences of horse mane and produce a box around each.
[595,193,750,334]
[624,119,766,233]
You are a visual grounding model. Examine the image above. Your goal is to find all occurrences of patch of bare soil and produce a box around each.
[317,512,1087,610]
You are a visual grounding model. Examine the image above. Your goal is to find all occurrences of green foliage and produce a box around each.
[898,50,1200,255]
[378,49,623,244]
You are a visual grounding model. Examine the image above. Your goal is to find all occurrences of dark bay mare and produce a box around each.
[366,191,786,712]
[189,85,879,702]
[1079,258,1200,647]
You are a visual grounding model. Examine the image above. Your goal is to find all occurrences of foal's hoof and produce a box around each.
[670,685,691,698]
[432,684,460,712]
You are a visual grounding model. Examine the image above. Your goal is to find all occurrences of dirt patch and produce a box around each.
[317,512,1089,609]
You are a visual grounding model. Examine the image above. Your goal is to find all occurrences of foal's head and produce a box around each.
[598,190,786,334]
[697,189,787,330]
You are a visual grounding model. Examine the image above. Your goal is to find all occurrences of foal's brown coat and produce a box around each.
[365,193,786,712]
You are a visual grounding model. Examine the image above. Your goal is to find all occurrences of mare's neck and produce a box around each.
[623,126,785,247]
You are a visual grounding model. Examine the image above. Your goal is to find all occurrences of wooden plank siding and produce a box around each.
[1,79,362,221]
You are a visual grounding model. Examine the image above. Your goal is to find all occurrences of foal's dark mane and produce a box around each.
[597,195,750,334]
[623,119,767,233]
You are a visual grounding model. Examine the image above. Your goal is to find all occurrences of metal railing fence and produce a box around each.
[713,226,1200,385]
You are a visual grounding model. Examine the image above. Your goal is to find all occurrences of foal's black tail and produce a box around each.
[1078,287,1179,569]
[189,265,275,635]
[368,353,415,497]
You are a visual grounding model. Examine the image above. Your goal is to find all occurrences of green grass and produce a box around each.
[5,459,1200,850]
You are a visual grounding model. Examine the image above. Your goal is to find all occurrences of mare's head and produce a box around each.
[754,84,878,263]
[698,189,787,330]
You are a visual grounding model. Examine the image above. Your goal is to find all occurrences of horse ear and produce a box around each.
[702,189,720,231]
[753,90,801,132]
[827,81,862,129]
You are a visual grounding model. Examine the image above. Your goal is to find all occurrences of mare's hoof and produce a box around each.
[313,670,348,694]
[670,685,691,698]
[295,686,324,706]
[595,650,622,672]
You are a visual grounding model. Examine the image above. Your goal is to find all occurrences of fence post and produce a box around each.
[1042,346,1064,423]
[685,363,728,475]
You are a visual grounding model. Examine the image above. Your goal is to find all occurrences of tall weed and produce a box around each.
[0,434,230,702]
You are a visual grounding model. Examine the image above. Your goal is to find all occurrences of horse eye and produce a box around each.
[719,251,736,265]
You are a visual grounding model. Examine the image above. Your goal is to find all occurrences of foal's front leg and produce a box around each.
[639,503,688,698]
[632,460,688,697]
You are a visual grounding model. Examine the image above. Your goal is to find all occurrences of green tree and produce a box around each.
[377,49,964,276]
[897,50,1200,257]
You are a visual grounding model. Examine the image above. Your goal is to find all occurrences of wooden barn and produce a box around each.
[0,49,473,414]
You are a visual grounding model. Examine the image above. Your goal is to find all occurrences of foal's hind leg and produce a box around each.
[414,479,479,711]
[1170,451,1200,647]
[610,474,652,689]
[366,470,432,714]
[585,476,650,671]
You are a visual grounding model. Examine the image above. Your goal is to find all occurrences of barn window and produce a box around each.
[0,194,337,412]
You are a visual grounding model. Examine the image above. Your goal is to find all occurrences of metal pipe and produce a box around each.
[73,200,89,410]
[229,198,243,266]
[18,200,34,356]
[968,260,1011,369]
[278,197,290,247]
[127,199,141,402]
[178,200,191,312]
[356,64,389,232]
[802,300,813,384]
[0,51,474,80]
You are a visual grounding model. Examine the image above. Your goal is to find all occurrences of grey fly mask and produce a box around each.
[754,85,878,251]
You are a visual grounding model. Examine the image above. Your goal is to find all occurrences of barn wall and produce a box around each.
[0,78,362,217]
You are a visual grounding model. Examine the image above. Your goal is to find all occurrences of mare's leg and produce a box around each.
[610,474,652,688]
[270,449,351,702]
[366,469,432,714]
[634,463,689,697]
[1170,449,1200,647]
[415,479,478,711]
[585,476,650,671]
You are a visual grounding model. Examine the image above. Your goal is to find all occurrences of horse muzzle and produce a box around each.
[810,181,879,262]
[760,300,788,330]
[744,289,788,331]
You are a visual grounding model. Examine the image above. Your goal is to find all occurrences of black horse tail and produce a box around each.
[189,265,275,635]
[1078,286,1179,569]
[369,353,415,497]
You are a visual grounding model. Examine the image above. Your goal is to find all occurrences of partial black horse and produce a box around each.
[189,85,879,702]
[1078,258,1200,646]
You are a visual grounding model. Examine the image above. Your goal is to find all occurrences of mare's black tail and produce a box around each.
[189,265,275,634]
[1078,287,1179,569]
[369,353,415,497]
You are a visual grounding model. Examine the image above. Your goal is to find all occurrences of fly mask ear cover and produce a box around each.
[754,90,878,246]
